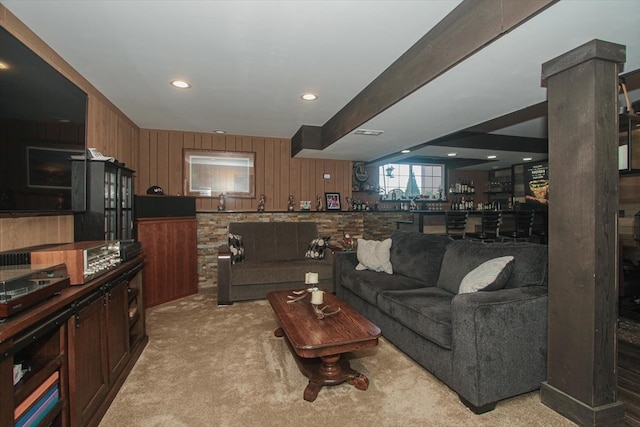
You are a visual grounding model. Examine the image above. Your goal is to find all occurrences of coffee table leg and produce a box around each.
[319,354,341,377]
[273,330,371,401]
[304,382,322,402]
[348,373,369,391]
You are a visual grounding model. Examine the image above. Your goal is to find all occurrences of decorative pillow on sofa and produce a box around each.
[355,238,393,274]
[305,237,330,260]
[458,256,514,294]
[228,233,245,264]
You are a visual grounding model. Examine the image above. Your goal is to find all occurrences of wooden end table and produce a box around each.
[267,289,381,402]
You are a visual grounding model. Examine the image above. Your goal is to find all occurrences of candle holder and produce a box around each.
[286,289,308,303]
[312,303,341,319]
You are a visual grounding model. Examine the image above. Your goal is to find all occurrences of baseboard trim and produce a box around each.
[540,381,625,426]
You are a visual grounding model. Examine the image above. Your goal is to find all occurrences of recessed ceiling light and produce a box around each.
[170,80,191,89]
[523,157,533,161]
[447,153,457,157]
[213,130,226,134]
[487,155,497,159]
[354,129,384,136]
[0,62,9,70]
[300,93,318,101]
[401,149,411,154]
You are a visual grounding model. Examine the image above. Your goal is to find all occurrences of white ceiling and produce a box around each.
[2,0,640,170]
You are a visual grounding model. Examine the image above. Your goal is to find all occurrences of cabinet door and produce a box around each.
[0,341,14,427]
[137,218,197,307]
[119,170,134,239]
[106,279,130,383]
[68,295,108,427]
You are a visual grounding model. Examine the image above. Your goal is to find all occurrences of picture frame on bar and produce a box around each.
[325,192,341,211]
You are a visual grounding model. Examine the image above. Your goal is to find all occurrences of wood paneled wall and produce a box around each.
[0,6,139,251]
[137,129,353,212]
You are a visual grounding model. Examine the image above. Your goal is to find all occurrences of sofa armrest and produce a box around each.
[217,245,232,305]
[451,286,548,408]
[333,250,358,298]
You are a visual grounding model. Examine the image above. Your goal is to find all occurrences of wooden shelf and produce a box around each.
[128,309,140,330]
[14,355,62,404]
[127,287,139,304]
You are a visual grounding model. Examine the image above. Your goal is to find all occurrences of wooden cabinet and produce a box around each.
[0,258,147,427]
[1,310,70,427]
[68,292,108,427]
[73,160,134,241]
[106,278,130,387]
[67,264,144,426]
[127,265,145,349]
[136,217,197,307]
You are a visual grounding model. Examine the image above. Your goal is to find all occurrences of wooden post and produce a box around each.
[540,40,626,426]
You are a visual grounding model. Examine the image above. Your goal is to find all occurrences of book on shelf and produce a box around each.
[14,370,59,421]
[14,384,59,427]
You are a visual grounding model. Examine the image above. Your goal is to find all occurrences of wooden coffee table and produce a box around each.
[267,289,381,402]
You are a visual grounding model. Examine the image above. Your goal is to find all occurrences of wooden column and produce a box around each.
[540,40,626,426]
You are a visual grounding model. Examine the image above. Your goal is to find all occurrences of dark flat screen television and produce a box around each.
[0,25,87,214]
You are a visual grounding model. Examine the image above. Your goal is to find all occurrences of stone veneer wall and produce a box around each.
[195,211,412,292]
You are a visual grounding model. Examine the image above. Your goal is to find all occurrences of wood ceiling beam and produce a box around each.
[317,0,559,150]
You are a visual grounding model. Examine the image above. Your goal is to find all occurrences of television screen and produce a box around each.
[0,25,87,213]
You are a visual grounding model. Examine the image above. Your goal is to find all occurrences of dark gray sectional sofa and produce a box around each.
[217,222,334,304]
[334,230,548,413]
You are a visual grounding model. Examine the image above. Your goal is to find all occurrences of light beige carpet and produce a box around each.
[100,294,575,427]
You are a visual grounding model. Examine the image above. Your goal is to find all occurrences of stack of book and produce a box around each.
[14,371,59,427]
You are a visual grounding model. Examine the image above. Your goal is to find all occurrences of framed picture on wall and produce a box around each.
[27,146,83,189]
[325,192,341,211]
[183,149,255,198]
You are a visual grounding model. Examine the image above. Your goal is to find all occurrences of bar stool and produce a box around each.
[504,210,535,242]
[467,210,502,242]
[444,211,469,240]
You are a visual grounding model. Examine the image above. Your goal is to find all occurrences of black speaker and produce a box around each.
[134,196,196,219]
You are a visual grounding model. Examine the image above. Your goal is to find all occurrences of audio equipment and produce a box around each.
[0,263,69,318]
[31,241,121,285]
[119,240,143,262]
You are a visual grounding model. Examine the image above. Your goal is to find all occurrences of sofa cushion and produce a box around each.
[378,287,455,350]
[339,268,426,306]
[228,222,318,262]
[305,237,330,260]
[389,231,452,284]
[230,260,332,286]
[436,240,548,294]
[355,238,393,274]
[228,233,245,264]
[458,256,514,294]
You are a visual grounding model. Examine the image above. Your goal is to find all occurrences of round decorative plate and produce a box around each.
[354,165,368,182]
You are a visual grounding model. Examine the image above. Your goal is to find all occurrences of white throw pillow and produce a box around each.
[458,256,514,294]
[355,238,393,274]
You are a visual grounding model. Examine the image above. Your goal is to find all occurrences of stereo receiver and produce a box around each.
[31,241,122,285]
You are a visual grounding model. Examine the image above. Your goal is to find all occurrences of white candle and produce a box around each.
[311,290,324,305]
[305,272,318,284]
